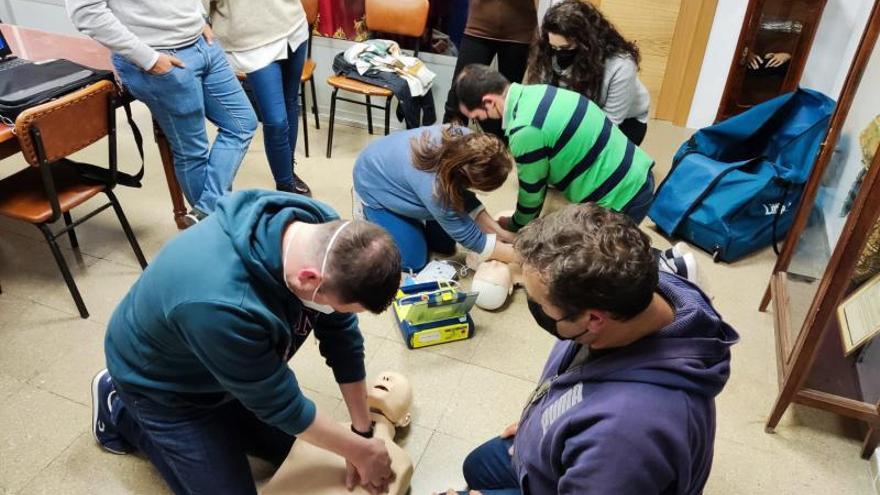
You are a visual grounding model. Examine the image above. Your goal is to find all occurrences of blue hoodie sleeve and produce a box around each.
[170,302,317,435]
[555,390,682,494]
[412,171,487,253]
[312,311,366,384]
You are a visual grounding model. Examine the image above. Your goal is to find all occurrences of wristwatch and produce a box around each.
[351,422,375,439]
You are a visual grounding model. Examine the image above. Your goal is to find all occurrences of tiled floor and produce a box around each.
[0,105,874,494]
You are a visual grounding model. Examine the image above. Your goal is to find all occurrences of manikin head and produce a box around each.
[472,260,513,311]
[455,64,510,122]
[367,371,413,428]
[514,204,658,349]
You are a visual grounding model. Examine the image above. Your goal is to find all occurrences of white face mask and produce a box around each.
[282,221,352,314]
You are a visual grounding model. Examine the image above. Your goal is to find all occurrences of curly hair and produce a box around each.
[526,0,640,102]
[514,203,657,320]
[410,126,513,212]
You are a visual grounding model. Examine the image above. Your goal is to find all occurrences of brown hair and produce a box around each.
[410,126,513,212]
[515,203,657,319]
[455,64,510,111]
[316,220,401,314]
[526,0,640,102]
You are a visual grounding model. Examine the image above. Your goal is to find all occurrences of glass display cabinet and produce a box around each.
[716,0,828,121]
[761,0,880,458]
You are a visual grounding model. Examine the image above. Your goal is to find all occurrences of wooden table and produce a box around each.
[0,24,189,228]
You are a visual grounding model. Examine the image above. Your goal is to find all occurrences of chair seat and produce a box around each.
[301,59,315,83]
[327,75,393,96]
[0,163,106,223]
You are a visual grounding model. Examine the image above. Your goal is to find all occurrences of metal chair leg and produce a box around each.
[365,95,374,135]
[105,189,147,270]
[63,211,79,249]
[310,78,320,130]
[300,87,310,158]
[384,97,392,136]
[38,223,88,318]
[327,88,338,158]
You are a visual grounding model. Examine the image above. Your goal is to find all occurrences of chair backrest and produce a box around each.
[15,80,114,167]
[302,0,318,27]
[365,0,429,39]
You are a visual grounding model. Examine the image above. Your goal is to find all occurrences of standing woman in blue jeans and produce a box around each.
[354,125,518,273]
[208,0,312,196]
[67,0,258,226]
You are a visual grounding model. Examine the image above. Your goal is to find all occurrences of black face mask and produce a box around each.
[552,48,578,71]
[527,298,589,341]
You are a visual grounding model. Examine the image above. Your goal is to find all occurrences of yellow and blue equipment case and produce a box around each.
[392,280,477,349]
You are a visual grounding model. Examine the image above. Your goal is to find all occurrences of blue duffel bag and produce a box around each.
[648,89,835,262]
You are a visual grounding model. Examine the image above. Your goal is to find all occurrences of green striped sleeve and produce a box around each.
[509,125,550,230]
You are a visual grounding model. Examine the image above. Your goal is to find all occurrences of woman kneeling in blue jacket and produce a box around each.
[353,125,517,272]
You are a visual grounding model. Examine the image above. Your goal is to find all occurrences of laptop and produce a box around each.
[0,27,32,71]
[0,27,100,115]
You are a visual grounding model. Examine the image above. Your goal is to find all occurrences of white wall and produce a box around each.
[800,0,873,99]
[687,0,873,129]
[686,0,749,128]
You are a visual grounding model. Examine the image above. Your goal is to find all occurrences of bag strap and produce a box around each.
[75,100,145,188]
[771,179,792,256]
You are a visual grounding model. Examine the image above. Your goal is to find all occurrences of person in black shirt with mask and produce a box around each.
[526,0,650,145]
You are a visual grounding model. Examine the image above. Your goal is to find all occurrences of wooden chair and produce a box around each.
[299,0,320,157]
[0,80,147,318]
[325,0,429,158]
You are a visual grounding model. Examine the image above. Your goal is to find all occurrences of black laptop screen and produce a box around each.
[0,29,11,59]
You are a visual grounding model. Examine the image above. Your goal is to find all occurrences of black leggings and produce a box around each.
[444,34,531,138]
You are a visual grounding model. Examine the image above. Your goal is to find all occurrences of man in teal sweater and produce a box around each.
[90,190,401,495]
[456,64,655,230]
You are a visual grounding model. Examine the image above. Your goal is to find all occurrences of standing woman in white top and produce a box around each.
[527,0,651,145]
[207,0,312,195]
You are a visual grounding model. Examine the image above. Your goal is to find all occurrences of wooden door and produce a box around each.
[716,0,828,121]
[596,0,683,117]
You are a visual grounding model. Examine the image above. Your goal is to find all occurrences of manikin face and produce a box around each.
[367,371,413,427]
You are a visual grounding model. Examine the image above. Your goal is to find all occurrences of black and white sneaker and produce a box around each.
[90,369,133,455]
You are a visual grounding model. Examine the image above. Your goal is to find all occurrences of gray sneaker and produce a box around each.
[182,207,208,228]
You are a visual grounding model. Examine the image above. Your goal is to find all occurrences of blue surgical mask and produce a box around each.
[283,221,352,314]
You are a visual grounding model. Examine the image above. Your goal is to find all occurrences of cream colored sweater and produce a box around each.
[205,0,306,52]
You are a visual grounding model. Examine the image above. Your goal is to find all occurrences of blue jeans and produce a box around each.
[620,168,655,224]
[362,205,456,272]
[112,386,294,495]
[458,437,521,495]
[113,37,257,213]
[245,41,308,189]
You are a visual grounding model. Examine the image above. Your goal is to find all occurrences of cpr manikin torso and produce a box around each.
[260,372,414,495]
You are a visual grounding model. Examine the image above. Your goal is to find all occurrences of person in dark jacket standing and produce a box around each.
[89,190,401,495]
[443,0,538,137]
[443,203,738,495]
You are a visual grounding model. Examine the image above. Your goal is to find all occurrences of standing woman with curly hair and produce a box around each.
[353,125,517,272]
[528,0,650,144]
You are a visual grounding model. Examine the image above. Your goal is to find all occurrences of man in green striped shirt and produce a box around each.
[456,64,655,231]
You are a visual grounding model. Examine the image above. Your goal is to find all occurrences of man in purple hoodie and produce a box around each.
[449,203,739,495]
